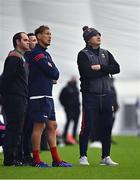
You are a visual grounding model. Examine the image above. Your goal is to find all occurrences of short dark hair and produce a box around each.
[27,33,35,37]
[12,32,26,48]
[34,25,50,37]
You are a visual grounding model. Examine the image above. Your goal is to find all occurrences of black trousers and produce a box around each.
[63,107,80,139]
[79,93,112,159]
[3,95,27,164]
[22,109,33,158]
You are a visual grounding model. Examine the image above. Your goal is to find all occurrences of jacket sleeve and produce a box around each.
[77,51,109,79]
[59,87,67,106]
[2,56,19,88]
[100,51,120,75]
[31,51,59,80]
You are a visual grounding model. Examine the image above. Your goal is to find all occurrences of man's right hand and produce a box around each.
[91,64,101,71]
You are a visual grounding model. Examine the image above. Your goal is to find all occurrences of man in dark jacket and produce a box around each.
[1,32,29,166]
[77,26,120,166]
[59,76,80,144]
[22,33,38,165]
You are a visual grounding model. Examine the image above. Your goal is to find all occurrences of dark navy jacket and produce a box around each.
[1,50,28,97]
[27,44,59,97]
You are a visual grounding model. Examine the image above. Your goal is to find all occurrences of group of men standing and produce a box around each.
[1,25,72,167]
[0,24,120,168]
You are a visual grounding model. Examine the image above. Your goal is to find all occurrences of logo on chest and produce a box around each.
[101,53,106,59]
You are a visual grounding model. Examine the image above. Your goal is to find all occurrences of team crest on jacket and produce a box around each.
[101,53,106,58]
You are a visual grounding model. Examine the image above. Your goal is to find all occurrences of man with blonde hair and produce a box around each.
[27,25,72,168]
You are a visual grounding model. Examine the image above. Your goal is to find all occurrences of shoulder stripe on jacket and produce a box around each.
[33,53,45,61]
[8,52,21,58]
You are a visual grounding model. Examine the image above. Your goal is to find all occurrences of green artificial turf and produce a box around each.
[0,136,140,179]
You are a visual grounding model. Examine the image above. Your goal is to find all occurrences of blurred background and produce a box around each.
[0,0,140,136]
